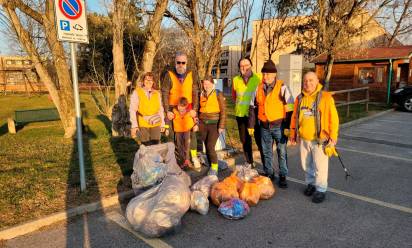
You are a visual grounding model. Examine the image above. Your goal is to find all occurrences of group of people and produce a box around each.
[129,52,340,203]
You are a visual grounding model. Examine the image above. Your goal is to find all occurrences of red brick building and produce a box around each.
[312,46,412,102]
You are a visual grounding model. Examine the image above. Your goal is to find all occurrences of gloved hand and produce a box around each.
[283,128,290,137]
[247,128,254,136]
[324,144,338,157]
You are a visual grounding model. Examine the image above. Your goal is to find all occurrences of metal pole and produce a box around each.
[70,42,86,192]
[387,59,393,105]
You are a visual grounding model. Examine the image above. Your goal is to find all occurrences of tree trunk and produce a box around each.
[139,0,169,76]
[112,0,128,100]
[323,53,334,90]
[5,5,76,138]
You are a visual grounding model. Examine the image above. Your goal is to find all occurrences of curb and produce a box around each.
[0,190,134,240]
[340,108,395,129]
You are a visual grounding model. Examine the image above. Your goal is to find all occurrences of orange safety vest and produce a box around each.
[168,71,193,106]
[256,80,285,122]
[199,90,220,113]
[172,109,195,132]
[136,88,161,128]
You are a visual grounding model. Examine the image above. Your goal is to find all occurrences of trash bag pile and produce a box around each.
[126,143,191,237]
[211,166,275,212]
[190,175,219,215]
[218,198,250,220]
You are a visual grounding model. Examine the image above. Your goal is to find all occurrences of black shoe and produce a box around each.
[312,191,326,203]
[304,184,316,196]
[268,174,276,181]
[278,175,288,188]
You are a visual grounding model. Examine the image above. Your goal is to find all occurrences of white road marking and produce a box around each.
[336,147,412,163]
[106,211,173,248]
[288,177,412,214]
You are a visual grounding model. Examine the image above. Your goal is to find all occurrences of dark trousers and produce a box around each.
[168,123,197,151]
[175,131,191,166]
[199,121,219,164]
[236,116,264,164]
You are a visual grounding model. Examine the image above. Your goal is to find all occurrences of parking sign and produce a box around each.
[54,0,88,43]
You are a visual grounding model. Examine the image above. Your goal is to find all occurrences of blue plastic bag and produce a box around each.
[218,199,250,220]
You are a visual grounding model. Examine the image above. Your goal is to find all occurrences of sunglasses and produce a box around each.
[176,61,186,65]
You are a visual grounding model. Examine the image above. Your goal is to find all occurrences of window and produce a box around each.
[221,51,229,57]
[15,60,22,65]
[6,60,13,65]
[24,60,32,65]
[211,69,216,75]
[358,67,384,84]
[220,59,228,66]
[220,69,227,75]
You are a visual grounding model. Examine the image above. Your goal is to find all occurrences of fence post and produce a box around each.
[346,91,350,117]
[366,88,369,112]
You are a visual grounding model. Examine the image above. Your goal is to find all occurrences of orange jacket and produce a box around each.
[173,108,195,132]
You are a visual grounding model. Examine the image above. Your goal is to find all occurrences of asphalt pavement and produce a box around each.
[3,111,412,248]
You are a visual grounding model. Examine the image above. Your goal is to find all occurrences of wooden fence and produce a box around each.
[331,87,369,117]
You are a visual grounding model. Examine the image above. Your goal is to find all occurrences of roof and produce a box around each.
[312,46,412,63]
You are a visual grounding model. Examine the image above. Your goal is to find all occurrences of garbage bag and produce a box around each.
[239,182,260,206]
[191,175,218,197]
[210,181,239,206]
[131,143,190,192]
[251,176,275,200]
[223,173,243,191]
[190,190,209,215]
[126,174,191,237]
[235,165,259,182]
[218,199,250,220]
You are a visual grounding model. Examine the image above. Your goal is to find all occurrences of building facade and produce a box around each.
[211,45,242,94]
[0,55,43,93]
[313,46,412,102]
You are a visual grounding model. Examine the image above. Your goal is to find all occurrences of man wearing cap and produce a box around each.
[250,60,294,188]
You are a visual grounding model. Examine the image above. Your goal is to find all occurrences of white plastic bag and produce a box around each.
[190,190,209,215]
[126,174,191,237]
[191,175,218,197]
[235,165,259,182]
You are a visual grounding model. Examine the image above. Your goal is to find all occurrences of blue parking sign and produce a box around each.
[60,20,70,31]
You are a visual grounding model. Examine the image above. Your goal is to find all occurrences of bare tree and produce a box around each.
[379,0,412,46]
[314,0,391,89]
[167,0,239,79]
[238,0,254,57]
[112,0,129,99]
[1,0,77,138]
[138,0,169,77]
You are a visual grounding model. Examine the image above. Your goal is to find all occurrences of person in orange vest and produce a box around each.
[198,75,226,176]
[161,51,201,169]
[172,97,200,171]
[289,72,339,203]
[250,60,294,188]
[129,72,165,145]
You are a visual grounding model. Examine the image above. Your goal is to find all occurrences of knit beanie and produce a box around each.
[261,60,277,73]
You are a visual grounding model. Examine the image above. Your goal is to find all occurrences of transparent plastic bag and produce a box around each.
[126,174,191,237]
[235,165,259,182]
[218,199,250,220]
[190,190,209,215]
[191,175,218,197]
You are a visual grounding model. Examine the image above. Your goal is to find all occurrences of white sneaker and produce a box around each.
[192,156,202,169]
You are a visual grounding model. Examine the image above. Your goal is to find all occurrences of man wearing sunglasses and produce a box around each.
[161,51,201,169]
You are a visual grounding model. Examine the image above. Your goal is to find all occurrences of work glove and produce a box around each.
[247,128,254,136]
[283,128,290,137]
[324,144,338,157]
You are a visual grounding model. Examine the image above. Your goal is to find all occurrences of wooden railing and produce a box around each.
[331,87,369,117]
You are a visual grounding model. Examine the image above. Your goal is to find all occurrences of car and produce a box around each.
[392,86,412,112]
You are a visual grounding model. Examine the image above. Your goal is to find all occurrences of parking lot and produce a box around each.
[4,111,412,248]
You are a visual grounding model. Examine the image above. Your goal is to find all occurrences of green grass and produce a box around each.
[0,93,390,229]
[0,93,137,228]
[337,103,390,123]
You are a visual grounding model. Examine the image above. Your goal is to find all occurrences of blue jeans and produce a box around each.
[260,125,288,177]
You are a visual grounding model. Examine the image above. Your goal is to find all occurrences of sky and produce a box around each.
[0,0,259,55]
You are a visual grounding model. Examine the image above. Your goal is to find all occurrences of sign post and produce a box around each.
[54,0,89,191]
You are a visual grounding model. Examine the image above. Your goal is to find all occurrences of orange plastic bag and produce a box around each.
[210,181,239,206]
[251,176,275,200]
[223,173,243,191]
[239,182,260,206]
